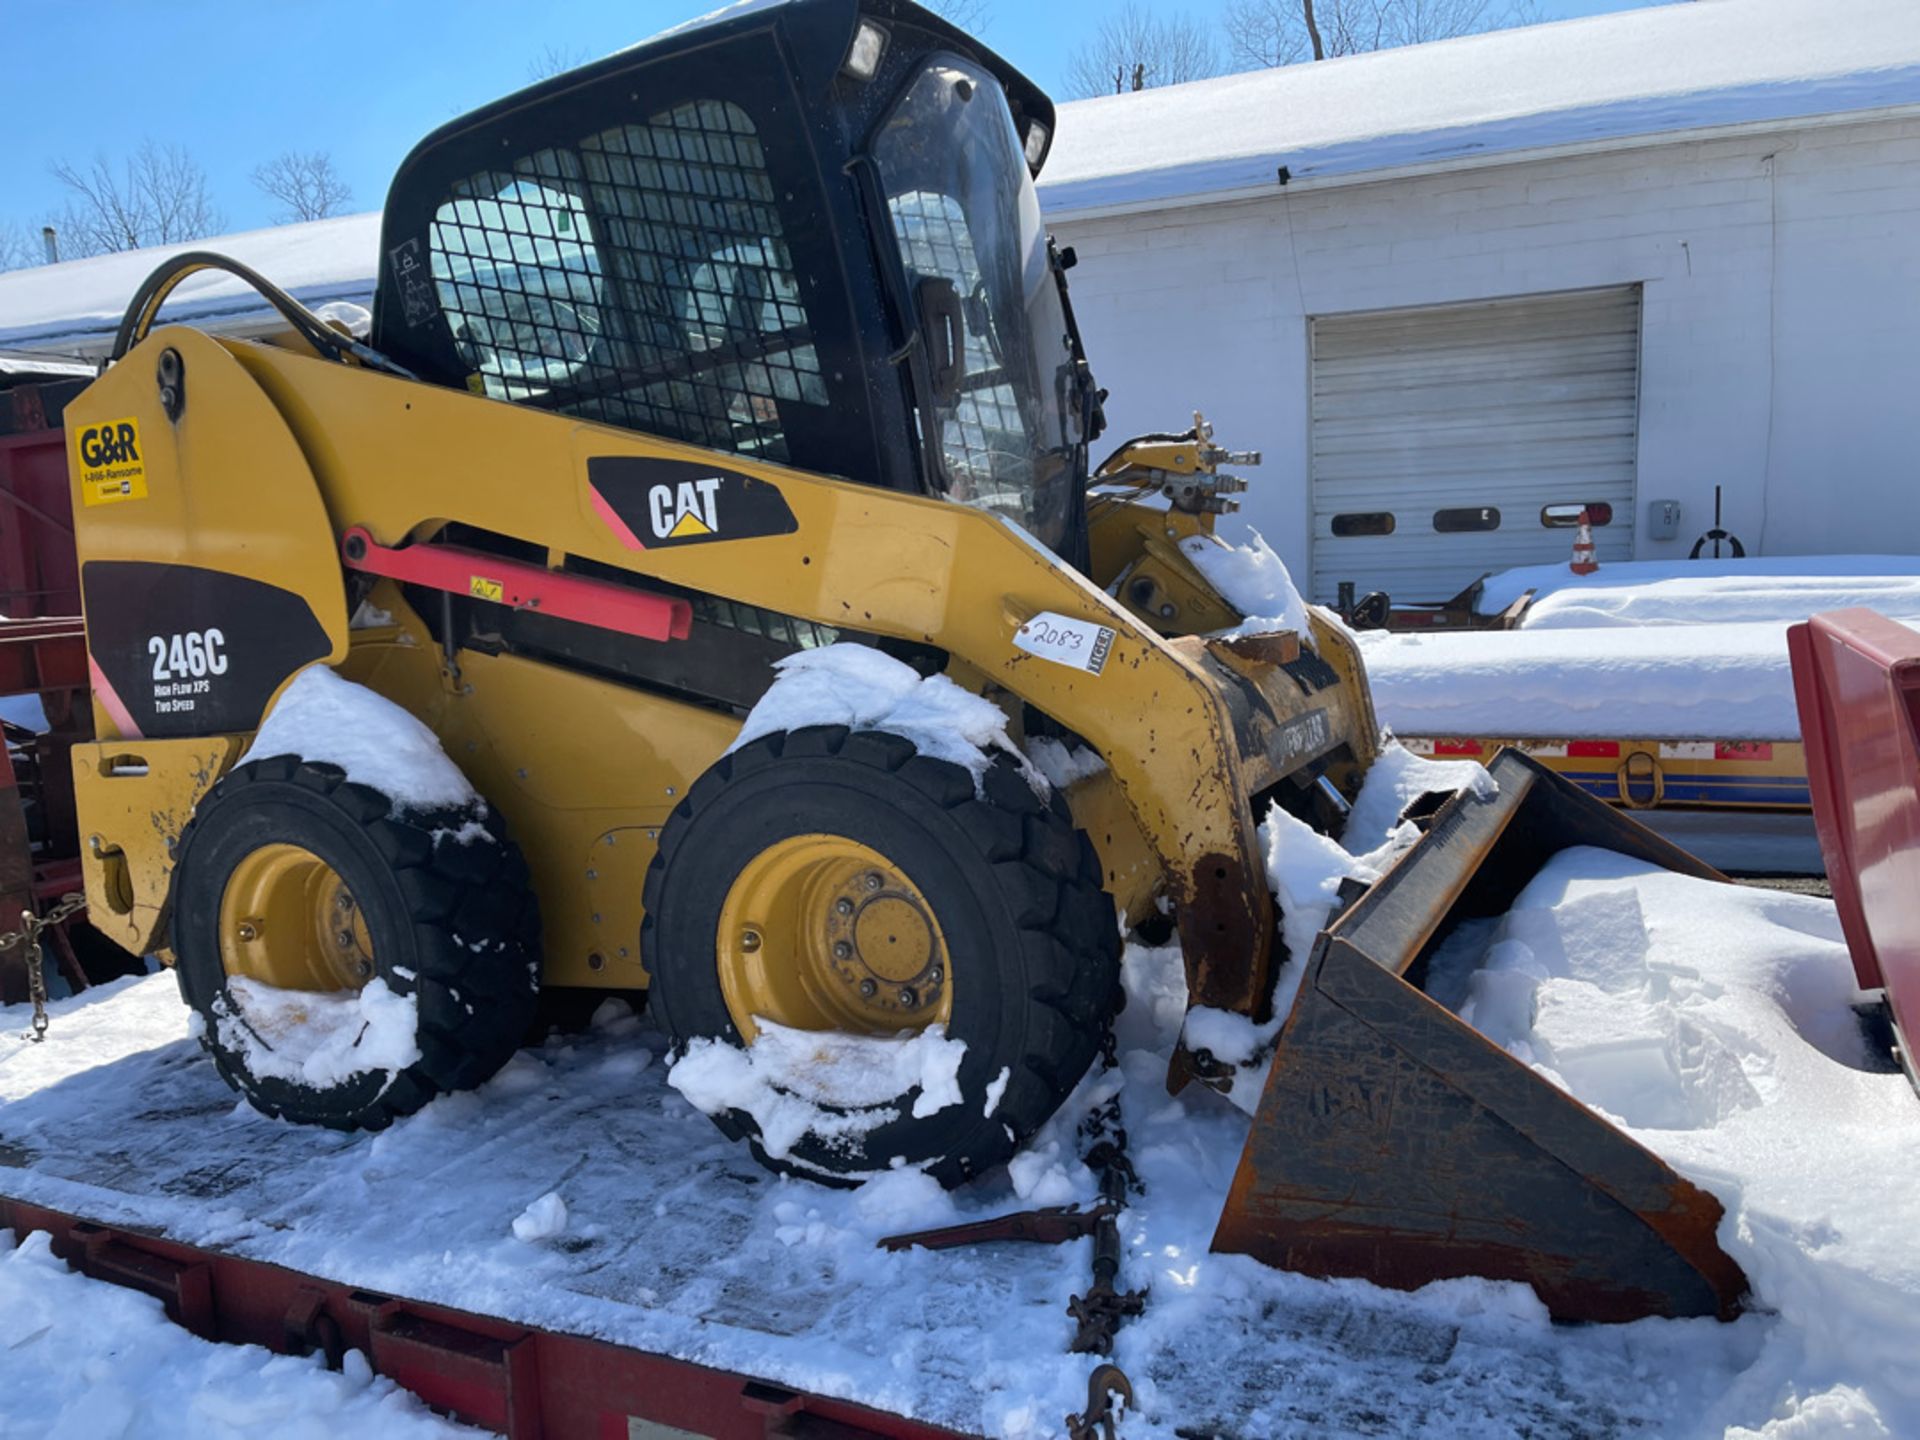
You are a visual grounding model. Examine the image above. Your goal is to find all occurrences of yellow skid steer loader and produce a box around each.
[61,0,1742,1324]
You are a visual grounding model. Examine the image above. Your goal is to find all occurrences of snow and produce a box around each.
[1476,555,1920,621]
[0,350,92,377]
[0,211,382,356]
[668,1020,968,1172]
[1187,742,1496,1111]
[242,666,479,814]
[981,1066,1011,1118]
[4,887,1910,1439]
[213,977,421,1091]
[1040,0,1920,215]
[1258,741,1494,1008]
[1022,736,1107,791]
[1439,847,1920,1437]
[0,1229,482,1439]
[1360,622,1806,740]
[729,643,1037,791]
[644,0,792,44]
[511,1191,569,1243]
[1341,738,1498,854]
[1370,558,1920,742]
[1179,531,1311,642]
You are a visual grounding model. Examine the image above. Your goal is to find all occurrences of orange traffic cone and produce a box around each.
[1570,509,1599,575]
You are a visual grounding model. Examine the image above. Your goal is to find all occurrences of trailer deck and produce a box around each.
[0,967,1762,1439]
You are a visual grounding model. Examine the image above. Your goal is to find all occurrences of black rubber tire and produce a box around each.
[642,725,1121,1187]
[169,755,541,1130]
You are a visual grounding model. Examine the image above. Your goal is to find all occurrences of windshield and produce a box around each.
[872,59,1081,549]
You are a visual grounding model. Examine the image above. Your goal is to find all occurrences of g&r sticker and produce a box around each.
[74,417,148,506]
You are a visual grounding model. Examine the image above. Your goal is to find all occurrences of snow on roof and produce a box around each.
[0,350,93,379]
[1039,0,1920,215]
[0,211,381,356]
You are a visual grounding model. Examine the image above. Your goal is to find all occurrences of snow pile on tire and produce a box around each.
[729,644,1036,790]
[211,977,422,1091]
[242,666,478,814]
[669,1020,968,1167]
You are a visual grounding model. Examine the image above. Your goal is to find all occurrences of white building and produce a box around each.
[4,0,1918,605]
[1040,0,1920,603]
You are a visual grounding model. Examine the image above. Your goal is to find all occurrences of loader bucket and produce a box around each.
[1212,749,1749,1323]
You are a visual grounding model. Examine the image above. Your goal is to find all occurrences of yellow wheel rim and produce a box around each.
[217,843,375,992]
[716,834,952,1043]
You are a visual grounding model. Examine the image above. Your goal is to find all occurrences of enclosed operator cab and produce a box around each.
[370,0,1103,565]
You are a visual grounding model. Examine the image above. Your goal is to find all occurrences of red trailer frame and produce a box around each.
[0,1196,973,1439]
[1,375,97,1001]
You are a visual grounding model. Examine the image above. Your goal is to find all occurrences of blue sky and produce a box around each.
[3,0,1649,242]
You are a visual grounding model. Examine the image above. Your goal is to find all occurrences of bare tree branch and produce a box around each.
[252,150,353,224]
[1224,0,1528,67]
[924,0,992,32]
[1222,0,1311,65]
[1063,3,1220,98]
[0,222,38,273]
[527,44,593,81]
[47,141,225,257]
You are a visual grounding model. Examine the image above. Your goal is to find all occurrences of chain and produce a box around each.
[1065,1015,1145,1358]
[1,893,87,1043]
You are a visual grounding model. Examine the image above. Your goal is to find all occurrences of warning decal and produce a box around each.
[73,417,149,507]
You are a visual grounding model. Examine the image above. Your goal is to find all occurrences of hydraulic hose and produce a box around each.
[109,251,414,380]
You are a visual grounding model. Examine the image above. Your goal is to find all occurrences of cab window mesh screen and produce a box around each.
[430,100,825,461]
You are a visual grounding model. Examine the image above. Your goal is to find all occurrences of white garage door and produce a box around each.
[1309,286,1640,605]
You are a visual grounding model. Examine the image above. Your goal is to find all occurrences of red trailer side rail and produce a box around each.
[0,1197,973,1440]
[1788,607,1920,1086]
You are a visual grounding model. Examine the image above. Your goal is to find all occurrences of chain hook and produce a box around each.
[4,893,87,1043]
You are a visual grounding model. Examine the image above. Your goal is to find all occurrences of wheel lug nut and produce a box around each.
[833,941,852,961]
[864,873,883,892]
[928,966,944,986]
[834,897,854,916]
[336,929,356,948]
[236,921,259,942]
[741,929,762,953]
[859,979,877,998]
[898,987,918,1008]
[356,959,374,978]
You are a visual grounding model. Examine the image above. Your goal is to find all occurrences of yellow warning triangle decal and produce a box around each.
[667,510,714,539]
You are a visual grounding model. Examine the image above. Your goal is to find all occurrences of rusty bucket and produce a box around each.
[1212,749,1749,1323]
